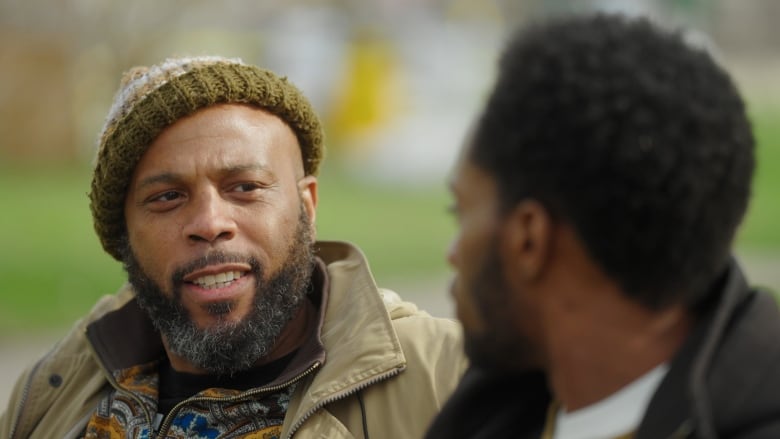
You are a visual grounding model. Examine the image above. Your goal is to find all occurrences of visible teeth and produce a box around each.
[193,271,242,289]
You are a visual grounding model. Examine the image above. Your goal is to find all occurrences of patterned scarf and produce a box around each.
[84,361,296,439]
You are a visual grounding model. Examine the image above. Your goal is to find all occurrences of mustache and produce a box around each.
[172,251,262,286]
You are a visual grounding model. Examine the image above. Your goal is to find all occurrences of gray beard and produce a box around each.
[121,213,315,376]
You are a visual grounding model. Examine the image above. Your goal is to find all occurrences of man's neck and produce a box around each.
[545,297,692,411]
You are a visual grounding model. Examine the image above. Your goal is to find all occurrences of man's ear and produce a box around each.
[299,175,318,229]
[501,200,554,282]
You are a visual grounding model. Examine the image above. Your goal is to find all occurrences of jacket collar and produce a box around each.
[85,290,164,371]
[292,241,407,405]
[637,257,755,439]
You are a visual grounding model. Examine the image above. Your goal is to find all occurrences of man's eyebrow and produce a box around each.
[136,164,273,190]
[136,172,182,191]
[218,163,271,176]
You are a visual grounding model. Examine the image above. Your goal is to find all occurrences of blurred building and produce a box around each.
[1,0,778,182]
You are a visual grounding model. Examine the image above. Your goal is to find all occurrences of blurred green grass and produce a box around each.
[738,105,780,247]
[0,105,777,333]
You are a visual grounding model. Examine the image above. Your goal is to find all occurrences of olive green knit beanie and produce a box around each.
[89,55,324,261]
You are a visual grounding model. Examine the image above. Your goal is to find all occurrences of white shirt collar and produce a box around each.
[554,363,669,439]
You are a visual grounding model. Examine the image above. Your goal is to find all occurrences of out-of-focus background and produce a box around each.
[1,0,779,411]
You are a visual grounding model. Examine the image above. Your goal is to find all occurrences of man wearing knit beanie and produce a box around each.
[0,56,467,439]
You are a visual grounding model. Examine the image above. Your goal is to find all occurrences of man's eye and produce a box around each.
[151,191,181,202]
[233,183,261,192]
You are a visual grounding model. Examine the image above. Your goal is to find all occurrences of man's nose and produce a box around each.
[182,190,237,244]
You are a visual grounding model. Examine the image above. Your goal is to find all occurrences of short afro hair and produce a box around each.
[470,13,754,309]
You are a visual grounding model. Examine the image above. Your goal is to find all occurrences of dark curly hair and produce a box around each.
[470,13,754,309]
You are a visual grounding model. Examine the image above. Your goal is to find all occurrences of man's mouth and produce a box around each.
[192,271,246,290]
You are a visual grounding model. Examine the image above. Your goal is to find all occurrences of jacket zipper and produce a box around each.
[154,361,321,438]
[284,364,405,439]
[8,332,155,439]
[9,355,46,439]
[84,336,157,435]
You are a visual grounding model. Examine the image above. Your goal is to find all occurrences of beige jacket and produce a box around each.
[0,241,467,439]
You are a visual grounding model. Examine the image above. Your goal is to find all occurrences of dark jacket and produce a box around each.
[425,260,780,439]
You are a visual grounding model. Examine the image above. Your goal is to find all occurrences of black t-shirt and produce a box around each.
[157,350,298,416]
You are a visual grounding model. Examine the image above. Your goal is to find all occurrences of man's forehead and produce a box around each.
[155,103,301,151]
[451,156,498,199]
[131,104,304,180]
